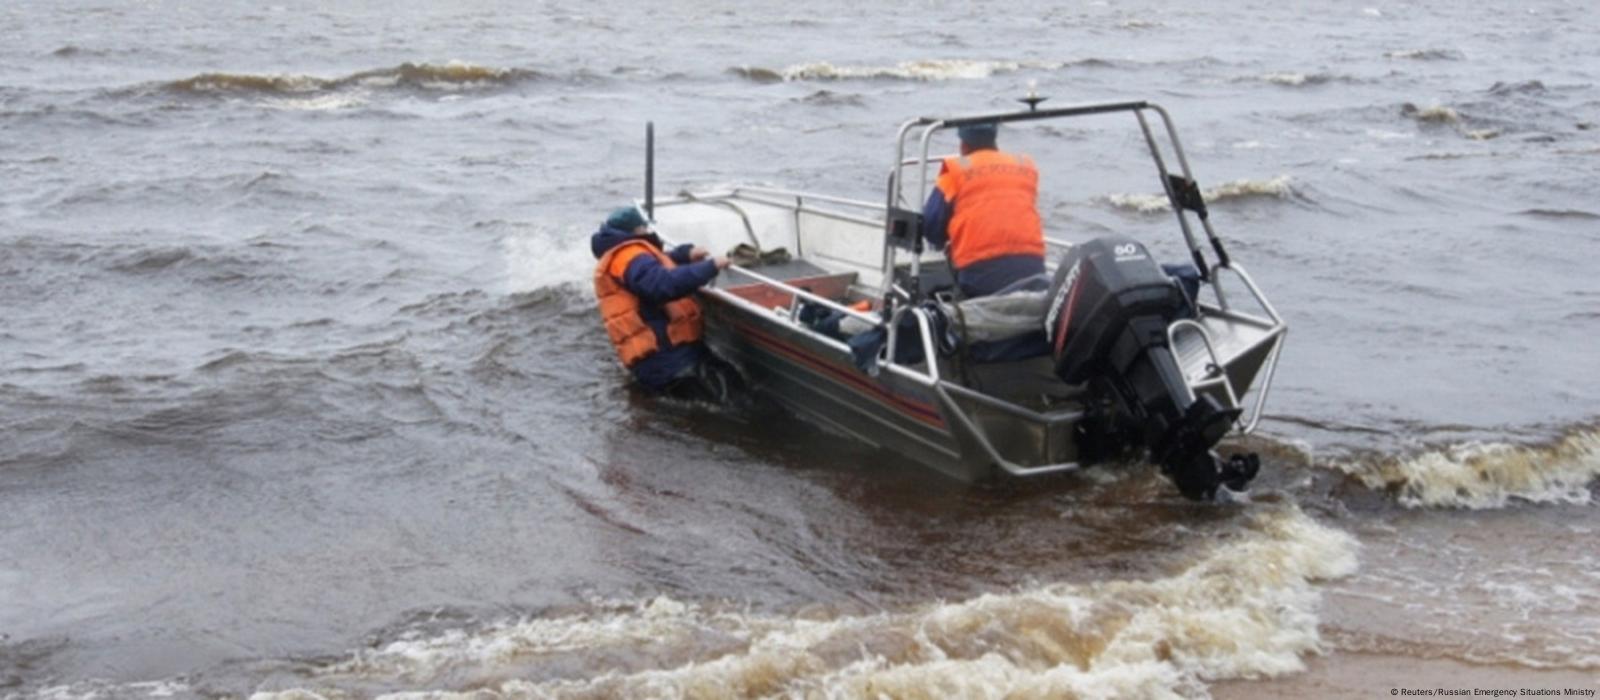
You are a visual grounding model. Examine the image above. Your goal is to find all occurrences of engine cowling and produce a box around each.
[1044,235,1253,499]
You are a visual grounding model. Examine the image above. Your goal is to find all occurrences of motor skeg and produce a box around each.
[1043,235,1256,499]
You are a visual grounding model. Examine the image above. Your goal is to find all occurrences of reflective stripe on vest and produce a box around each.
[939,151,1044,268]
[593,240,704,368]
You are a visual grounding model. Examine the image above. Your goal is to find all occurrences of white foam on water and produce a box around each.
[29,680,194,700]
[777,59,1059,82]
[1104,175,1295,214]
[1336,429,1600,509]
[249,691,330,700]
[1103,192,1175,214]
[1243,71,1355,87]
[502,224,599,295]
[265,94,369,111]
[1258,72,1312,86]
[353,74,403,89]
[1206,176,1295,201]
[1365,128,1416,141]
[1404,104,1461,124]
[171,72,330,94]
[252,507,1357,699]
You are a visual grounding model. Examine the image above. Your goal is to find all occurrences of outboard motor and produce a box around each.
[1043,235,1258,499]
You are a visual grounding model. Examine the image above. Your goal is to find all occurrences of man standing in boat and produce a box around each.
[920,122,1047,298]
[591,206,739,402]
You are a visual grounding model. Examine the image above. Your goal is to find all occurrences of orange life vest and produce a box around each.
[936,150,1045,268]
[593,239,704,368]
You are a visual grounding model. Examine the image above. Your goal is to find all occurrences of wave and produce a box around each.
[1489,80,1546,96]
[99,245,197,273]
[1400,102,1461,124]
[729,59,1060,83]
[1383,48,1464,61]
[1248,72,1354,87]
[48,170,323,214]
[1335,428,1600,509]
[250,507,1355,698]
[503,225,604,295]
[168,72,331,94]
[156,61,543,97]
[0,105,151,128]
[1517,208,1600,220]
[0,680,192,700]
[263,94,370,111]
[40,237,276,281]
[1404,151,1488,161]
[1103,175,1297,214]
[726,66,785,84]
[793,89,866,107]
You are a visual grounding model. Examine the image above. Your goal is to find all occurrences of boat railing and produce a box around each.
[1202,263,1286,434]
[705,260,1088,462]
[887,102,1288,439]
[671,186,888,231]
[713,259,882,328]
[654,196,1089,475]
[935,380,1085,477]
[886,101,1240,305]
[649,170,1282,471]
[697,265,1089,477]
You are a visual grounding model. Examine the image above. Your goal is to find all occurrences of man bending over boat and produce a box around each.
[921,122,1046,299]
[591,206,740,402]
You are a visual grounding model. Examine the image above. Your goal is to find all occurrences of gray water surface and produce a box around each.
[3,1,1598,696]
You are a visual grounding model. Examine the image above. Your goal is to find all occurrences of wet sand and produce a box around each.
[1220,652,1599,699]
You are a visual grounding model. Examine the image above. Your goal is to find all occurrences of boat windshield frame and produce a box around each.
[885,100,1235,305]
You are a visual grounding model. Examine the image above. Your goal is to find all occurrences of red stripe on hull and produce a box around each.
[732,321,947,429]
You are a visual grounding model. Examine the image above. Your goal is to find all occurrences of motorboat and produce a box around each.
[639,100,1285,499]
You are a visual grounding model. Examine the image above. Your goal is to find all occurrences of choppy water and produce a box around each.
[3,0,1599,697]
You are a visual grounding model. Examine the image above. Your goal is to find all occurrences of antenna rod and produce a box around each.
[645,122,655,222]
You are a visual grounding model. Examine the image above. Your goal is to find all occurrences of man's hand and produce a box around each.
[714,256,731,270]
[689,246,710,262]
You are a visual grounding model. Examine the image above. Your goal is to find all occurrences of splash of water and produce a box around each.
[250,507,1357,699]
[1104,175,1296,214]
[1337,429,1600,509]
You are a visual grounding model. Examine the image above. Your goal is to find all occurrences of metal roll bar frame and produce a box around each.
[882,101,1286,434]
[642,100,1287,478]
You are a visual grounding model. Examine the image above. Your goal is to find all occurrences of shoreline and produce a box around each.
[1216,651,1599,699]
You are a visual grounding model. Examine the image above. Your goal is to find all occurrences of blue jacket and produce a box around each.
[591,225,720,389]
